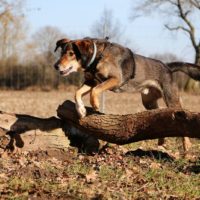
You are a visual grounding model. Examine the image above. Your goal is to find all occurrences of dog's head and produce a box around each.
[54,38,94,76]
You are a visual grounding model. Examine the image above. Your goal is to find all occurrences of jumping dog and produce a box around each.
[54,37,200,152]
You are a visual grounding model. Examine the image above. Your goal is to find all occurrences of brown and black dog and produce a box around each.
[54,37,200,152]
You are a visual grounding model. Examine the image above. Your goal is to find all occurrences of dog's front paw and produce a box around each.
[76,103,86,118]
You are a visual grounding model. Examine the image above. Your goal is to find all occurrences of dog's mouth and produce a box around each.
[60,66,73,76]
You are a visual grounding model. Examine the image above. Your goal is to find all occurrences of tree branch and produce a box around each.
[176,0,197,49]
[165,24,191,34]
[166,0,179,7]
[189,0,200,9]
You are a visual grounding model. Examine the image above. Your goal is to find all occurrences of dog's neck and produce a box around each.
[86,42,97,68]
[80,39,108,70]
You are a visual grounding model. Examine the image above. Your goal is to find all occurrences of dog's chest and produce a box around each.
[84,71,106,86]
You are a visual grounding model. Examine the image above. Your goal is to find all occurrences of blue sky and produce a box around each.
[25,0,196,62]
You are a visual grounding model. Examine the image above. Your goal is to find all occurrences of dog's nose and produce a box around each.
[54,63,59,70]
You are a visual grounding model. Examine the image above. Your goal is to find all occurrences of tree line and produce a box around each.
[0,0,82,90]
[0,0,199,91]
[0,1,127,90]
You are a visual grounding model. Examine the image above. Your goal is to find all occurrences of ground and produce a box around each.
[0,89,199,199]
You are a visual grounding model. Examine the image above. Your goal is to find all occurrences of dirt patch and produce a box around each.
[29,149,73,161]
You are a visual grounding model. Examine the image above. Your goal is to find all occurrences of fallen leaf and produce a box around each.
[85,170,98,184]
[150,162,161,169]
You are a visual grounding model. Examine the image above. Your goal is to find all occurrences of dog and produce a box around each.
[54,37,200,152]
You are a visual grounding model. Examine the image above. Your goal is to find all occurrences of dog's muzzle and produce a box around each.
[54,62,75,76]
[60,66,73,76]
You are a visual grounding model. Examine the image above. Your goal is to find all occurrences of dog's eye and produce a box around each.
[69,52,74,56]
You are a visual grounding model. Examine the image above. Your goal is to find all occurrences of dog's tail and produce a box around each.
[167,62,200,81]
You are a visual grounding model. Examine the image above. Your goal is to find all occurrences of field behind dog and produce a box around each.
[0,89,200,199]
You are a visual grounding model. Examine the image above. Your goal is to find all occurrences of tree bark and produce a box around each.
[195,47,200,65]
[57,100,200,145]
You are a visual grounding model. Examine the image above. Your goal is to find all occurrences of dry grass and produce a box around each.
[1,89,200,116]
[0,89,199,199]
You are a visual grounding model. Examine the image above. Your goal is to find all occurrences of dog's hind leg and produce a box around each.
[141,87,166,148]
[75,84,91,118]
[162,81,192,154]
[141,88,160,110]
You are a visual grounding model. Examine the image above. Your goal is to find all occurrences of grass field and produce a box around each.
[0,89,199,199]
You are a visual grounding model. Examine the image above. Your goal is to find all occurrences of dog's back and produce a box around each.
[116,53,171,93]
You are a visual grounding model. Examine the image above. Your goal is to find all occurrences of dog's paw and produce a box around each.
[76,103,86,118]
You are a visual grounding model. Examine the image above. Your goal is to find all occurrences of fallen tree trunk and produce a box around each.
[0,100,200,153]
[57,100,200,145]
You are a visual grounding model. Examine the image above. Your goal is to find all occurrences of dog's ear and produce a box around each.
[54,38,70,52]
[72,43,82,60]
[72,40,92,65]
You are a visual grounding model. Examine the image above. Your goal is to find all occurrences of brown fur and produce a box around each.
[54,37,200,152]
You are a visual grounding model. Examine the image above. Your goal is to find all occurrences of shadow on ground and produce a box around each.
[125,148,175,162]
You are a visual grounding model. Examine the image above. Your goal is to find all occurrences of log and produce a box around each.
[57,100,200,145]
[0,100,200,153]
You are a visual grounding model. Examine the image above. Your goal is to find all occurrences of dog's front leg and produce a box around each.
[75,84,91,118]
[90,78,119,111]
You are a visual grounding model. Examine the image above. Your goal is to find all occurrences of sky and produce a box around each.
[24,0,197,62]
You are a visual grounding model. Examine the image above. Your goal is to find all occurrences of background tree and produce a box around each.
[32,26,66,89]
[90,8,132,46]
[0,0,26,59]
[90,8,122,42]
[131,0,200,64]
[0,0,27,89]
[131,0,200,92]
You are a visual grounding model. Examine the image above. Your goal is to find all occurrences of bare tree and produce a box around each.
[131,0,200,65]
[131,0,200,92]
[90,8,126,43]
[33,26,65,54]
[32,26,66,89]
[0,0,26,59]
[0,0,27,89]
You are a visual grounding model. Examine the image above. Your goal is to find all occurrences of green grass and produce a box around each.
[0,139,199,199]
[144,168,200,198]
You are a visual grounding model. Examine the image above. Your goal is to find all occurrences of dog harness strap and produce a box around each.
[87,42,97,68]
